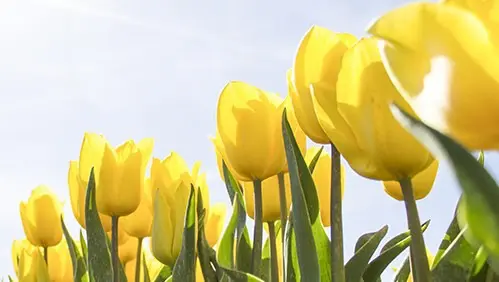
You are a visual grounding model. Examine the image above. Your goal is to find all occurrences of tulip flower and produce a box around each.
[290,25,357,144]
[17,247,50,282]
[242,174,291,223]
[304,147,345,227]
[46,239,73,282]
[384,160,439,201]
[78,133,154,217]
[12,239,37,278]
[122,178,154,238]
[314,37,434,181]
[119,235,140,265]
[20,185,63,248]
[368,1,499,150]
[125,259,144,282]
[150,152,210,266]
[205,203,228,247]
[68,160,112,232]
[216,81,305,182]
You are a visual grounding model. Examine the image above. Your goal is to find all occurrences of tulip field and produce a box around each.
[8,1,499,282]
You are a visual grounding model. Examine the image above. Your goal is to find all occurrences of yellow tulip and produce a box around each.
[20,185,63,248]
[18,248,50,282]
[68,160,112,232]
[368,1,499,150]
[216,81,305,181]
[125,259,143,282]
[78,133,154,217]
[12,239,37,278]
[205,203,227,247]
[243,173,291,222]
[291,25,357,144]
[315,37,434,181]
[119,235,140,265]
[304,147,345,227]
[150,152,209,266]
[47,239,73,282]
[122,178,154,238]
[384,160,439,201]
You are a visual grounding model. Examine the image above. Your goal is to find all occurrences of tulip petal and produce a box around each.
[68,161,86,228]
[152,189,175,266]
[79,133,107,184]
[205,203,228,247]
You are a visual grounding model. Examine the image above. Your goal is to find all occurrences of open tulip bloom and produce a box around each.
[9,2,499,281]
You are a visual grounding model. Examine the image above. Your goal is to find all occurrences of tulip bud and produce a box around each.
[122,178,154,238]
[204,203,227,247]
[20,185,63,248]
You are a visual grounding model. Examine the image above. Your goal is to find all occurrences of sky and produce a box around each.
[0,0,496,280]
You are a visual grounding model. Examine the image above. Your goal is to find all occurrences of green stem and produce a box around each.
[399,178,431,282]
[330,143,345,282]
[135,237,143,282]
[268,222,279,282]
[111,216,120,282]
[277,172,287,282]
[43,246,48,265]
[250,179,263,275]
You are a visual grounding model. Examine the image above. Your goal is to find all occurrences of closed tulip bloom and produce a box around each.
[68,160,112,232]
[318,37,433,181]
[119,236,140,265]
[20,185,63,248]
[384,160,439,201]
[12,239,37,278]
[79,133,154,217]
[291,25,357,144]
[18,248,50,282]
[205,203,227,247]
[243,174,291,222]
[216,81,305,181]
[47,239,73,282]
[368,1,499,150]
[304,147,345,227]
[122,178,154,238]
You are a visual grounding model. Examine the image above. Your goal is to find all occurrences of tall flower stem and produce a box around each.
[135,237,144,282]
[330,143,345,282]
[43,246,48,265]
[399,178,430,282]
[277,172,287,281]
[111,216,120,282]
[268,222,279,282]
[250,179,263,275]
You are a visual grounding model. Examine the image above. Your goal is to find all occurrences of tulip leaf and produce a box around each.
[171,185,197,282]
[433,201,462,268]
[391,105,499,264]
[393,257,411,282]
[84,168,113,282]
[236,227,253,273]
[61,217,88,282]
[8,276,14,282]
[468,246,489,280]
[217,192,241,270]
[153,266,171,282]
[143,253,151,282]
[363,220,430,281]
[282,110,322,282]
[79,229,88,263]
[197,190,218,281]
[345,225,388,282]
[104,236,128,282]
[307,146,324,173]
[285,212,299,282]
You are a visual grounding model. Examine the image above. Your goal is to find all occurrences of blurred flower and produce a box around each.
[304,147,345,227]
[122,178,154,238]
[290,25,357,144]
[11,239,37,278]
[314,37,434,180]
[46,239,73,282]
[204,203,227,247]
[18,248,50,282]
[20,185,63,247]
[216,81,305,181]
[368,1,499,150]
[243,174,291,222]
[119,235,140,265]
[150,152,209,266]
[78,133,154,217]
[384,160,439,201]
[68,160,112,232]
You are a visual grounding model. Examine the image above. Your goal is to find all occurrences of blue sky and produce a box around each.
[0,0,495,279]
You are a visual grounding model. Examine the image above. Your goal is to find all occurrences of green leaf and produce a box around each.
[79,230,88,263]
[433,201,462,267]
[217,191,241,270]
[392,105,499,264]
[197,190,218,282]
[153,266,172,282]
[8,275,14,282]
[307,146,324,173]
[345,225,388,282]
[282,110,322,282]
[236,227,253,273]
[61,217,88,282]
[285,212,299,282]
[468,246,488,280]
[394,257,411,282]
[363,220,430,281]
[84,168,113,282]
[104,236,127,282]
[171,185,197,282]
